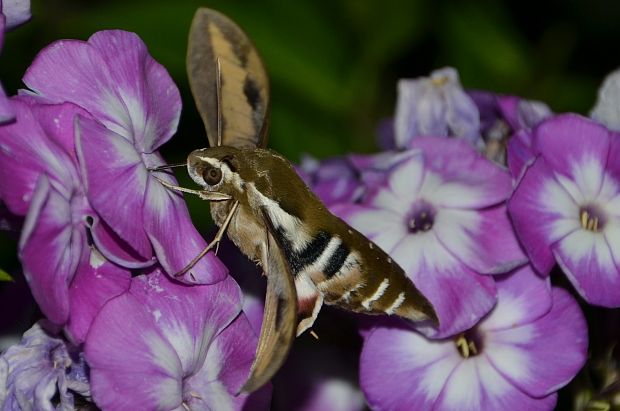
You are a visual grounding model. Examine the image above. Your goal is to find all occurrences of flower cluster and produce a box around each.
[298,66,620,409]
[0,30,265,410]
[0,21,617,411]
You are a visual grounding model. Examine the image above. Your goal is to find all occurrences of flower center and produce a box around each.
[579,205,605,232]
[454,329,483,358]
[407,203,435,234]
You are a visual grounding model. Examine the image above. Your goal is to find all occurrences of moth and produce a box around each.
[153,8,438,394]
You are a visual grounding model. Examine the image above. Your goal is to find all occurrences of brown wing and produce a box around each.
[187,8,270,149]
[239,208,297,393]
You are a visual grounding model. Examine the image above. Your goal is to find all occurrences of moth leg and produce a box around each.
[154,176,232,201]
[174,201,240,277]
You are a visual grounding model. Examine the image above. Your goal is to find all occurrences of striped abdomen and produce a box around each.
[273,222,437,325]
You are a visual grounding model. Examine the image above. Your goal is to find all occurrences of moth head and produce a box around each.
[187,146,242,195]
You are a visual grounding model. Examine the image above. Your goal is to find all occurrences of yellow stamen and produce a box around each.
[455,334,478,358]
[431,76,448,86]
[581,210,589,228]
[310,330,319,340]
[580,210,601,232]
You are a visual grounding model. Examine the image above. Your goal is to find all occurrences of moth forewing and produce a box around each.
[187,8,270,149]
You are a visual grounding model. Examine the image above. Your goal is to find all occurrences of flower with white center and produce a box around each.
[508,113,620,306]
[21,29,227,284]
[337,136,526,338]
[84,269,270,411]
[0,98,131,335]
[360,266,588,411]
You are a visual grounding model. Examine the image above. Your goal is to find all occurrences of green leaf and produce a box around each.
[0,268,13,282]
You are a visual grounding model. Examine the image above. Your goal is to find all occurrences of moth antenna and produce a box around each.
[148,163,187,172]
[216,57,223,147]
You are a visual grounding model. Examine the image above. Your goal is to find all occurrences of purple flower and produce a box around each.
[508,114,620,306]
[393,67,482,149]
[84,270,270,411]
[0,321,90,410]
[360,266,588,411]
[297,155,364,207]
[21,30,227,284]
[337,137,526,337]
[0,99,131,337]
[0,0,31,123]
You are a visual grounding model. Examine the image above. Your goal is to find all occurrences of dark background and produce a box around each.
[1,0,618,251]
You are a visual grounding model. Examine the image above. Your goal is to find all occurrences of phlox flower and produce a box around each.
[508,114,620,306]
[84,269,270,411]
[360,266,587,411]
[21,29,227,284]
[0,321,89,411]
[0,98,131,335]
[393,67,482,149]
[337,136,526,338]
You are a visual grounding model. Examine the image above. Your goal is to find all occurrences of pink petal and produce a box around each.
[385,152,426,204]
[75,116,154,262]
[391,234,497,338]
[0,99,77,215]
[486,289,587,398]
[89,215,155,269]
[508,158,579,275]
[22,40,134,140]
[533,114,612,183]
[18,176,82,325]
[411,136,513,209]
[28,100,91,162]
[437,206,527,275]
[128,271,242,374]
[0,83,15,124]
[553,229,620,306]
[87,30,181,152]
[142,174,228,284]
[65,254,131,344]
[360,326,460,410]
[186,314,271,410]
[480,265,552,332]
[436,357,557,411]
[507,130,536,182]
[84,292,184,411]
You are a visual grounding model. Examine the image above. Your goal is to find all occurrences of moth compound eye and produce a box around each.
[203,167,222,185]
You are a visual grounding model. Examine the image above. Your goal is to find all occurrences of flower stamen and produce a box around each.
[455,333,478,358]
[407,208,435,233]
[580,208,603,232]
